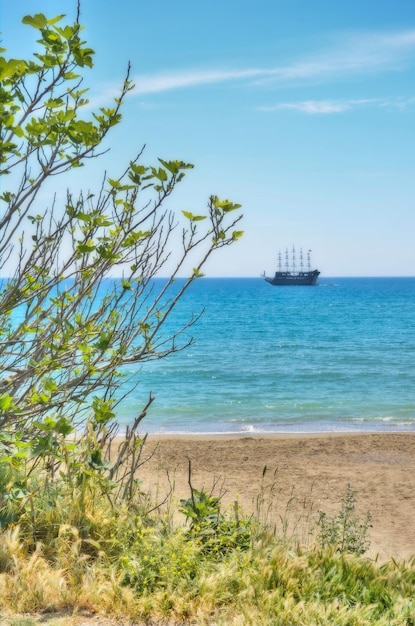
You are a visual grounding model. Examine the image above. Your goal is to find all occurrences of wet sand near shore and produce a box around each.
[126,432,415,562]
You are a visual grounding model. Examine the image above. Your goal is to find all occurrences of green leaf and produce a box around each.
[151,166,168,181]
[43,378,58,392]
[0,57,26,80]
[232,230,244,240]
[46,14,66,26]
[95,332,111,351]
[0,394,13,411]
[121,230,151,247]
[96,245,121,260]
[212,196,242,212]
[92,397,115,424]
[182,210,206,222]
[63,71,80,80]
[159,158,194,173]
[33,418,57,432]
[55,417,73,435]
[193,268,205,278]
[76,241,96,253]
[74,211,93,222]
[13,125,25,138]
[130,163,148,176]
[22,14,48,29]
[89,448,111,470]
[45,97,65,109]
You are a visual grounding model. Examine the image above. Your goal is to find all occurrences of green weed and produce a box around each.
[316,483,372,554]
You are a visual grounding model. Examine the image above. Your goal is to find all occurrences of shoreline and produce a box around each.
[141,429,415,440]
[120,432,415,562]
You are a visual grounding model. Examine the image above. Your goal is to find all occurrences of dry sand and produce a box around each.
[132,432,415,562]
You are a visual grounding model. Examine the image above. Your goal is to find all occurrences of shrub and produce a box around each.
[316,483,372,555]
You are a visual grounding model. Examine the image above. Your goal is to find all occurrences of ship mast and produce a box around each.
[299,248,304,272]
[285,248,290,273]
[291,245,296,274]
[278,251,282,271]
[307,250,311,271]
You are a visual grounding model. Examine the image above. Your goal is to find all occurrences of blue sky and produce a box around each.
[3,0,415,276]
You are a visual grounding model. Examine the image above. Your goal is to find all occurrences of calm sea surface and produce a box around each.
[115,277,415,434]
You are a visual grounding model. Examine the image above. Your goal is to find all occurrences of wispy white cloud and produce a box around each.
[258,96,415,114]
[134,68,265,94]
[386,95,415,110]
[131,30,415,95]
[256,30,415,85]
[259,98,379,114]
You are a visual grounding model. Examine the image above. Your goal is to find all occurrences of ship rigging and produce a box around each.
[264,246,320,286]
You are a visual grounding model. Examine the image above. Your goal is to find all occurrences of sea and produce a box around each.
[114,277,415,435]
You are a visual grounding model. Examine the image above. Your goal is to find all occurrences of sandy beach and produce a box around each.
[133,432,415,562]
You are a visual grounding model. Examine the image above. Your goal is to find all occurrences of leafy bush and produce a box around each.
[179,487,254,555]
[0,8,242,553]
[316,483,372,554]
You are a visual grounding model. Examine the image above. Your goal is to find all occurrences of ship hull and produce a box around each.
[265,270,320,286]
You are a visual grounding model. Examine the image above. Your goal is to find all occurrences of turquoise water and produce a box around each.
[116,277,415,434]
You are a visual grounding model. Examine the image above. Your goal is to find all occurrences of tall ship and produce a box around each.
[264,247,320,286]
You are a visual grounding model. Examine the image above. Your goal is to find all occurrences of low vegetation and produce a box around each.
[1,446,415,625]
